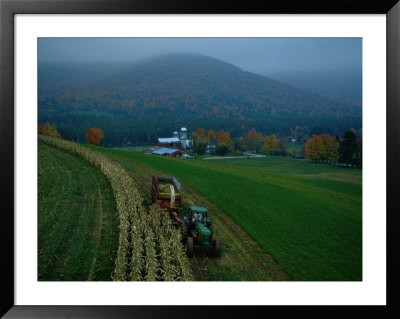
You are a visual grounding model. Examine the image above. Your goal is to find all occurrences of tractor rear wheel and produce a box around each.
[186,237,194,257]
[212,239,221,257]
[180,221,188,244]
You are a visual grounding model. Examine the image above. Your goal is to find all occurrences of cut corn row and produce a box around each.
[169,228,193,281]
[143,215,159,281]
[147,205,193,281]
[39,136,192,281]
[158,215,177,281]
[129,199,145,281]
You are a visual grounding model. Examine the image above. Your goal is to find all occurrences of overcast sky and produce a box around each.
[38,38,361,74]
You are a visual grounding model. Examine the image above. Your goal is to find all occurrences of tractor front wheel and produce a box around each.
[212,239,221,257]
[186,237,194,257]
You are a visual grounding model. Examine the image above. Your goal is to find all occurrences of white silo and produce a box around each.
[173,131,179,139]
[180,127,188,149]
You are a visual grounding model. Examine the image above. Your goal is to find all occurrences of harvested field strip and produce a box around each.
[39,136,192,281]
[38,142,119,281]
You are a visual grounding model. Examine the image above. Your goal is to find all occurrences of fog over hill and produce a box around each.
[266,69,362,106]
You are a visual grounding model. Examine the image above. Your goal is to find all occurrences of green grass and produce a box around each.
[222,156,362,182]
[285,142,304,156]
[87,145,362,281]
[115,145,153,153]
[38,142,119,281]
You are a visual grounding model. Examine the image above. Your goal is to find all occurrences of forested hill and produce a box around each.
[38,53,362,147]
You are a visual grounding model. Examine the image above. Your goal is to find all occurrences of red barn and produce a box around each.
[156,137,182,148]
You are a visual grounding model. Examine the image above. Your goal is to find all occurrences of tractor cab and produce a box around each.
[184,206,212,230]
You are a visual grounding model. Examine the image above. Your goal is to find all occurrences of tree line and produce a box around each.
[39,121,361,168]
[191,127,294,157]
[305,130,362,167]
[191,128,233,156]
[39,123,104,146]
[191,126,362,167]
[39,109,361,148]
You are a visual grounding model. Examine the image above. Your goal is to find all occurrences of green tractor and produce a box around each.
[181,206,221,257]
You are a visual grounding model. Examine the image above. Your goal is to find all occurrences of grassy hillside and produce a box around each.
[38,142,119,281]
[87,146,362,281]
[223,156,362,182]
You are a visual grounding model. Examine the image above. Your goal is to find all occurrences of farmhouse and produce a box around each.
[207,140,218,154]
[151,147,186,157]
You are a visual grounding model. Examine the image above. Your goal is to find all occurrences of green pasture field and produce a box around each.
[223,156,362,183]
[115,145,152,153]
[285,142,304,156]
[38,142,119,281]
[87,145,362,281]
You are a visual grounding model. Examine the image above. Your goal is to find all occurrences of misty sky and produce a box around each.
[38,38,361,75]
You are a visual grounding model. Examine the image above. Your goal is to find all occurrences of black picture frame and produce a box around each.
[1,0,399,318]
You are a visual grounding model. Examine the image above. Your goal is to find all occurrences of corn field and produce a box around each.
[39,136,192,281]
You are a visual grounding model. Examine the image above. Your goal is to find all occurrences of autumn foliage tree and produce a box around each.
[86,128,104,146]
[304,131,361,166]
[216,130,232,149]
[245,129,263,153]
[207,129,217,142]
[38,124,45,135]
[194,128,206,138]
[263,134,279,155]
[38,123,60,137]
[304,134,325,161]
[319,134,339,163]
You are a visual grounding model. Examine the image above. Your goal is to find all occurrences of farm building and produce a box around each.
[156,137,182,148]
[207,140,218,154]
[147,146,161,153]
[151,147,186,157]
[156,127,191,150]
